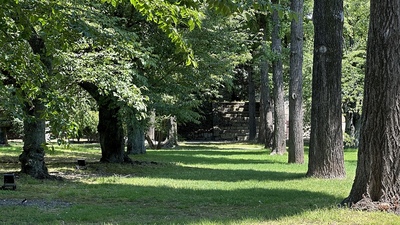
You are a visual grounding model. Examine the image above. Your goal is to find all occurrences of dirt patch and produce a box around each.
[350,197,400,215]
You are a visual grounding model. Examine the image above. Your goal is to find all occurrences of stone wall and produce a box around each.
[212,102,260,141]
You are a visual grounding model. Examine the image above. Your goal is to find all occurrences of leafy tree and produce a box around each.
[0,0,71,178]
[307,0,345,178]
[342,0,400,207]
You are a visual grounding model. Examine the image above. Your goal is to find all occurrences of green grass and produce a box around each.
[0,141,398,224]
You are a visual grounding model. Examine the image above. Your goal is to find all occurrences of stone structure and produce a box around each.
[212,102,260,141]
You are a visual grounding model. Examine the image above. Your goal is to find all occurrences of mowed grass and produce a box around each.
[0,141,399,224]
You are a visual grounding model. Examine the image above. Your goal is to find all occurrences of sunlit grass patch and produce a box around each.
[0,142,399,224]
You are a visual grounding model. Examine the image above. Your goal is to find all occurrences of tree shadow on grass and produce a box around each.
[3,180,340,224]
[92,184,342,224]
[142,165,306,182]
[149,149,288,165]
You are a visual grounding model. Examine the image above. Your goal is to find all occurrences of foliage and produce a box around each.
[342,0,368,114]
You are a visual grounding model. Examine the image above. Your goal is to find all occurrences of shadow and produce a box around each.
[92,184,342,224]
[0,142,348,224]
[151,149,289,166]
[177,142,265,151]
[0,181,342,224]
[139,163,306,182]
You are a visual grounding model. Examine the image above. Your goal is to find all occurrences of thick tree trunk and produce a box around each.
[288,0,304,164]
[127,117,146,154]
[307,0,345,178]
[98,99,126,162]
[79,82,129,163]
[19,99,49,179]
[343,0,400,205]
[247,64,257,141]
[19,30,51,178]
[271,0,286,155]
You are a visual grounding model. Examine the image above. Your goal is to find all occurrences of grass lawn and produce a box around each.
[0,141,399,224]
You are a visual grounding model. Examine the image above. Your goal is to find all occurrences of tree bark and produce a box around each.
[247,64,257,141]
[288,0,304,164]
[343,0,400,205]
[307,0,345,178]
[98,98,126,162]
[271,0,286,155]
[257,14,274,148]
[18,31,51,178]
[19,99,49,179]
[258,59,274,148]
[79,82,129,163]
[162,116,178,148]
[127,117,146,154]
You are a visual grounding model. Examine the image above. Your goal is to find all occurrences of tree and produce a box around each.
[0,0,65,178]
[127,116,146,154]
[247,64,257,141]
[0,109,11,146]
[342,0,400,206]
[306,0,345,178]
[341,1,369,148]
[288,0,304,163]
[256,13,274,148]
[271,1,286,155]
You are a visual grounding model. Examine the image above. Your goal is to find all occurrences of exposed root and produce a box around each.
[345,196,400,215]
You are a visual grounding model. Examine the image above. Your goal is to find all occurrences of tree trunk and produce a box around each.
[247,64,257,141]
[0,118,11,146]
[271,0,286,155]
[19,30,51,178]
[342,0,400,205]
[79,82,129,163]
[307,0,345,178]
[258,59,274,148]
[353,112,361,147]
[19,99,49,179]
[288,0,304,164]
[127,117,146,154]
[162,116,178,148]
[98,99,126,162]
[0,127,8,146]
[257,14,274,148]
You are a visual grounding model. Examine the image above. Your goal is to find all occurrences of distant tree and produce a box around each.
[271,0,286,155]
[126,116,146,154]
[247,64,257,141]
[342,0,400,206]
[288,0,304,163]
[0,108,11,146]
[307,0,345,178]
[341,1,369,148]
[257,13,274,148]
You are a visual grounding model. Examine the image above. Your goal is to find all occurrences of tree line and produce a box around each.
[1,0,399,209]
